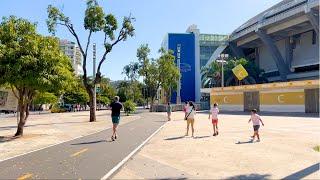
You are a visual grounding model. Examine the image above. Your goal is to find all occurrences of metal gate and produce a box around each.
[244,91,260,112]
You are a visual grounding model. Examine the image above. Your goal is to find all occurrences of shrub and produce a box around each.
[123,100,136,115]
[50,104,67,113]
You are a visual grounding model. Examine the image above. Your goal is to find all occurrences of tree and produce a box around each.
[201,58,267,87]
[47,0,135,122]
[136,44,151,106]
[63,78,89,105]
[157,48,180,103]
[0,16,74,136]
[33,92,58,110]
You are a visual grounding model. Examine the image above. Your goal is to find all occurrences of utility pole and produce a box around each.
[93,43,97,111]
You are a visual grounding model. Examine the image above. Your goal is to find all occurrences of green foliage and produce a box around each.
[123,62,139,81]
[201,58,267,87]
[47,1,135,122]
[50,104,67,113]
[33,92,58,105]
[97,95,110,105]
[123,100,136,115]
[63,78,89,105]
[157,48,180,102]
[0,16,75,135]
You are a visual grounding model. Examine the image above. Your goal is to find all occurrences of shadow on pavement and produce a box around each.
[194,135,211,139]
[164,136,185,141]
[226,173,271,180]
[282,163,319,180]
[71,140,107,145]
[158,178,188,180]
[235,139,254,144]
[0,121,87,130]
[0,136,19,143]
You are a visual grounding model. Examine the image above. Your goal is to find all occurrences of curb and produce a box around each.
[101,122,167,180]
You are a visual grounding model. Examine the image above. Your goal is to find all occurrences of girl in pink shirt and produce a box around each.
[208,103,219,136]
[248,109,264,142]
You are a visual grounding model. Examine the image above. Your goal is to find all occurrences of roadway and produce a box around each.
[0,112,166,179]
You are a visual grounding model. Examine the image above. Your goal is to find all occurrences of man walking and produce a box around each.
[109,96,123,141]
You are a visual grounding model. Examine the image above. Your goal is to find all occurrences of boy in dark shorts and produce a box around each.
[109,96,123,141]
[248,109,264,142]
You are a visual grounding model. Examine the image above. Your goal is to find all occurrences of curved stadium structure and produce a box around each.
[227,0,319,82]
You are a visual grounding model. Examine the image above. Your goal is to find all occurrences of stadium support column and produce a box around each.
[305,8,319,37]
[256,29,290,81]
[229,42,245,58]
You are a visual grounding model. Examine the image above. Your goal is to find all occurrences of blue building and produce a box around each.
[162,25,228,103]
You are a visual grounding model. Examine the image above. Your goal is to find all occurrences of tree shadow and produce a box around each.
[235,139,253,144]
[158,178,188,180]
[0,136,19,143]
[164,136,185,141]
[283,163,319,180]
[71,140,107,145]
[226,173,271,180]
[0,121,87,130]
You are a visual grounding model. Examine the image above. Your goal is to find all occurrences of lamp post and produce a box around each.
[93,43,97,111]
[216,54,229,87]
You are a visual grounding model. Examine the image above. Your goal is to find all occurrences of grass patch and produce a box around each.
[313,145,320,152]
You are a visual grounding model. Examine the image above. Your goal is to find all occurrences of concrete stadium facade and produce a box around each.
[227,0,319,82]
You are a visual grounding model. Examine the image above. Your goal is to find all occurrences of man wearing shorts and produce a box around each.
[109,96,123,141]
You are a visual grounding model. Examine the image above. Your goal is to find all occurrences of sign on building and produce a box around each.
[232,64,248,80]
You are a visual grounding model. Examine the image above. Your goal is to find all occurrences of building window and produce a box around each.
[312,30,316,45]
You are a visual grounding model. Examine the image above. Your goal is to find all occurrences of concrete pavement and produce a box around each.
[0,111,166,179]
[114,111,320,179]
[0,110,140,161]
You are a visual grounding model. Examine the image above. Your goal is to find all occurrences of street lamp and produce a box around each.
[216,54,229,87]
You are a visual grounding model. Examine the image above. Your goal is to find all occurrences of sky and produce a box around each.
[0,0,282,81]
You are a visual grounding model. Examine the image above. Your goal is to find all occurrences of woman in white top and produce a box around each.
[185,101,196,137]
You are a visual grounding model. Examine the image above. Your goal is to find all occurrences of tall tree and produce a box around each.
[136,44,151,106]
[157,48,180,103]
[46,0,135,122]
[0,16,74,136]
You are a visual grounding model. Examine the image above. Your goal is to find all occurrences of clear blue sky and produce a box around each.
[1,0,282,81]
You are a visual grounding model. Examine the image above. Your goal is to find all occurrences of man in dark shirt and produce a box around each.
[109,96,123,141]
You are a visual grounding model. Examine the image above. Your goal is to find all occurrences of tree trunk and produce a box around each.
[15,101,29,137]
[87,87,96,122]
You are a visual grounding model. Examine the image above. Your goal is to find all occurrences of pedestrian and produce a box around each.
[109,96,123,141]
[183,101,188,118]
[248,109,264,142]
[167,102,172,121]
[208,103,219,136]
[185,101,196,137]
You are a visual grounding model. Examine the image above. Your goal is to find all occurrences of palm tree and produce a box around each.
[202,58,268,87]
[201,61,222,88]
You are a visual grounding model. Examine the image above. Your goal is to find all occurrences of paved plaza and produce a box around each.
[114,111,320,179]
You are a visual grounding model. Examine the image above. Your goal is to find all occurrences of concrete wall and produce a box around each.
[259,39,286,73]
[258,30,319,73]
[292,31,319,68]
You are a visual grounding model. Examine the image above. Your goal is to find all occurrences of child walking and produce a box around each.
[208,103,219,136]
[248,109,264,142]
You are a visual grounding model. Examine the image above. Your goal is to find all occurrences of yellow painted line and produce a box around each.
[70,148,89,157]
[17,173,33,180]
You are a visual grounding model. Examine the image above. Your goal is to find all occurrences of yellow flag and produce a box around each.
[232,64,248,80]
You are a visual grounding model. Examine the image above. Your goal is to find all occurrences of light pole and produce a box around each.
[216,54,229,87]
[93,43,97,111]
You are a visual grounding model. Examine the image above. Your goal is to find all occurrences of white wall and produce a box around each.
[292,31,319,68]
[259,39,286,72]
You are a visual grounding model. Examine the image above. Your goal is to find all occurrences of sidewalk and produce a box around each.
[0,110,140,161]
[114,111,320,179]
